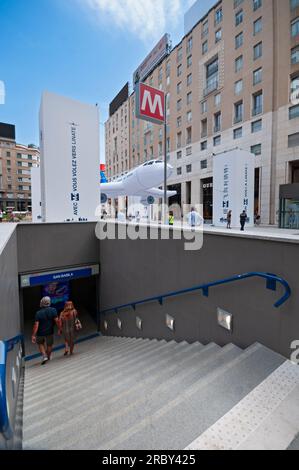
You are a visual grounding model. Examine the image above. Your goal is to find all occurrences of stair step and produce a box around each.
[24,340,201,422]
[24,343,237,449]
[99,344,285,450]
[24,342,210,439]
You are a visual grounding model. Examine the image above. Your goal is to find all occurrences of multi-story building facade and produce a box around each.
[105,0,299,226]
[0,123,40,212]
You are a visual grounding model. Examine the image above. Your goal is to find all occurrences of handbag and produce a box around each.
[74,311,82,331]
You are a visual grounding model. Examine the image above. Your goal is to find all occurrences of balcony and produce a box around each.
[203,79,219,97]
[252,106,263,117]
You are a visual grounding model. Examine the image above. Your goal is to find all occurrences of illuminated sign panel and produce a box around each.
[135,83,165,125]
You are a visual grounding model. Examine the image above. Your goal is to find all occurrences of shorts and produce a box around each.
[36,335,54,347]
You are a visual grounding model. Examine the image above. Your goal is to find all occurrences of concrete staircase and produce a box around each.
[23,336,299,450]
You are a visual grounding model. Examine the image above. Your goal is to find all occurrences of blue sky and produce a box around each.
[0,0,195,162]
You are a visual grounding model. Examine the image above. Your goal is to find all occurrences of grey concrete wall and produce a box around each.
[0,227,21,450]
[0,228,21,341]
[17,222,99,273]
[100,225,299,359]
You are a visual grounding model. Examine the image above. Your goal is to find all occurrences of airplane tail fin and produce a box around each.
[100,169,108,184]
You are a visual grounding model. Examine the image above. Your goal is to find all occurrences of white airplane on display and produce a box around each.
[100,160,177,205]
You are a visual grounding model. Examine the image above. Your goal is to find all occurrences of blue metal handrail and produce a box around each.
[100,272,291,316]
[0,334,23,440]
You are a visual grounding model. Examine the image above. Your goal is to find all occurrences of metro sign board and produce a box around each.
[135,83,165,125]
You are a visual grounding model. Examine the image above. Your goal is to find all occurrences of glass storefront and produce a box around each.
[280,198,299,229]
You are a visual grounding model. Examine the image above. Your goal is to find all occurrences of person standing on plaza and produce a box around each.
[240,210,247,231]
[227,210,232,229]
[59,301,81,356]
[0,210,3,223]
[32,297,60,365]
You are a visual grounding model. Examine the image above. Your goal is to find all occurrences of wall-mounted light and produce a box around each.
[117,319,122,330]
[136,317,143,330]
[166,314,175,331]
[217,308,233,332]
[104,321,108,331]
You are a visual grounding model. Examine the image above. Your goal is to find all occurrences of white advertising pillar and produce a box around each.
[39,91,100,223]
[31,166,42,223]
[213,149,255,228]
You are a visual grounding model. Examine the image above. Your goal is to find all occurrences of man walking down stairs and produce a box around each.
[23,336,299,450]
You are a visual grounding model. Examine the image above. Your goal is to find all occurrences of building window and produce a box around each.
[234,127,243,139]
[186,164,192,173]
[177,82,182,94]
[202,20,209,37]
[254,17,263,35]
[201,159,208,169]
[201,100,208,113]
[6,151,10,157]
[177,64,182,77]
[186,127,192,145]
[187,73,192,86]
[187,55,192,68]
[186,147,192,156]
[213,93,221,107]
[252,91,263,116]
[201,141,207,151]
[252,119,262,132]
[177,132,182,149]
[177,99,182,111]
[177,47,183,63]
[288,132,299,147]
[253,0,262,11]
[215,7,223,25]
[202,41,208,55]
[187,92,192,105]
[201,119,208,138]
[235,55,243,72]
[289,105,299,119]
[205,57,219,96]
[235,79,243,95]
[291,75,299,94]
[235,32,244,49]
[214,112,221,133]
[177,167,182,176]
[187,36,193,53]
[251,144,262,155]
[253,68,263,85]
[254,42,263,60]
[7,160,11,166]
[214,135,221,146]
[235,10,243,26]
[187,111,192,123]
[291,46,299,65]
[177,150,182,159]
[166,62,171,78]
[215,29,222,43]
[291,18,299,38]
[177,116,182,128]
[234,101,244,123]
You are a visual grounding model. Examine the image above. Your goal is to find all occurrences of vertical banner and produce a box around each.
[39,91,100,223]
[213,149,255,228]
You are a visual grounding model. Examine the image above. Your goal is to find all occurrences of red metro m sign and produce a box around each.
[135,83,165,125]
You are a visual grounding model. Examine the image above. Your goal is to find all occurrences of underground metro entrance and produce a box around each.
[19,265,100,357]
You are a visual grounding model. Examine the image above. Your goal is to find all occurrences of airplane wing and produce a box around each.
[139,187,177,198]
[100,182,126,202]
